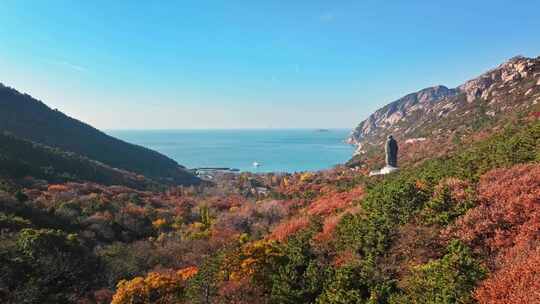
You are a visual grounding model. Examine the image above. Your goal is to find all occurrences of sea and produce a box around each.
[108,129,355,173]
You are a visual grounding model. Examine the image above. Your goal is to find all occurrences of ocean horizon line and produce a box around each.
[105,128,353,132]
[108,128,355,173]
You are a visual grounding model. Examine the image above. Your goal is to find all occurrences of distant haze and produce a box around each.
[1,1,539,129]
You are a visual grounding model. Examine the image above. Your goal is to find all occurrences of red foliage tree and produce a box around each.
[475,246,540,304]
[306,185,364,216]
[444,163,540,304]
[314,206,360,242]
[445,163,540,262]
[268,216,311,242]
[218,278,268,304]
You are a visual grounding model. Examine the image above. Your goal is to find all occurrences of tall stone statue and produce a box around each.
[369,134,399,176]
[385,135,398,167]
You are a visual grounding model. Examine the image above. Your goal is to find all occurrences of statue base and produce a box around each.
[369,165,399,176]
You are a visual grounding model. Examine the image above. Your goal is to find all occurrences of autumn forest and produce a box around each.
[0,106,538,304]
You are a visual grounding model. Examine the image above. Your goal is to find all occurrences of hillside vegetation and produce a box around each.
[0,84,199,185]
[0,117,538,303]
[0,131,159,190]
[1,57,539,304]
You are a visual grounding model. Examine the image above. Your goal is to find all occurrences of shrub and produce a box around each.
[2,228,100,303]
[97,242,154,288]
[0,212,32,231]
[218,278,268,304]
[421,178,476,226]
[268,230,326,304]
[474,246,540,304]
[450,121,539,181]
[395,240,486,304]
[269,216,311,242]
[445,163,540,261]
[444,163,540,304]
[186,255,222,304]
[307,186,364,216]
[315,263,372,304]
[336,176,430,257]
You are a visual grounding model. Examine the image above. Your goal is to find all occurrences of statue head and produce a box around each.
[387,135,393,140]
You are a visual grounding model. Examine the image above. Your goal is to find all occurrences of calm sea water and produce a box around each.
[108,129,355,173]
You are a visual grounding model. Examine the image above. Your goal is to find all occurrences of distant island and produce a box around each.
[315,128,330,132]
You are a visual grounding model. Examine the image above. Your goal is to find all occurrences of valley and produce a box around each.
[0,56,539,304]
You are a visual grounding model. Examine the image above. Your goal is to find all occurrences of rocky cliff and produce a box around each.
[348,56,540,163]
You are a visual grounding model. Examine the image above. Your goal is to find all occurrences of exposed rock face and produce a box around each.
[347,85,458,146]
[458,56,537,102]
[348,56,540,157]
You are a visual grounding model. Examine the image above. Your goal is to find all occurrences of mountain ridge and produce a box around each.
[0,83,200,185]
[347,55,540,165]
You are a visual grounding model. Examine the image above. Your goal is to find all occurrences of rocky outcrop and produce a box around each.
[347,85,458,146]
[458,56,538,102]
[348,56,540,156]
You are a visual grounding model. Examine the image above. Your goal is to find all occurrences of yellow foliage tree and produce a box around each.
[111,272,186,304]
[300,172,314,182]
[228,239,283,282]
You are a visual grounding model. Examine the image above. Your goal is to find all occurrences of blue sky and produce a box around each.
[1,0,539,129]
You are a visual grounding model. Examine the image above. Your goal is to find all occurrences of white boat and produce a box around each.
[253,162,261,167]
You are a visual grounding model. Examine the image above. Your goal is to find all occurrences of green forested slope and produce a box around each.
[0,84,199,185]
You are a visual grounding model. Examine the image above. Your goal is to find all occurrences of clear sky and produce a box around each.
[1,0,539,129]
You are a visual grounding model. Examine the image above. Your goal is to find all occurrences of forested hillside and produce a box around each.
[0,131,159,190]
[1,116,538,303]
[0,83,199,185]
[1,56,539,304]
[2,1,538,303]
